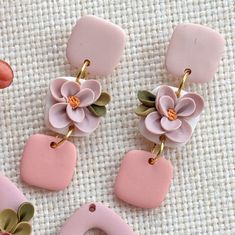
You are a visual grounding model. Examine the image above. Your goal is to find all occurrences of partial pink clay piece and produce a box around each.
[20,134,77,191]
[115,150,173,208]
[0,59,14,89]
[66,15,126,76]
[165,23,225,83]
[0,172,27,211]
[59,202,135,235]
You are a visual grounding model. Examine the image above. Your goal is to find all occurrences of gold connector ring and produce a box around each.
[149,136,165,165]
[175,68,191,98]
[50,125,74,148]
[76,59,90,83]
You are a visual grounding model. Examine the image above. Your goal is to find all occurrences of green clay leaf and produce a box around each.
[137,90,156,107]
[0,209,18,232]
[88,105,107,117]
[95,92,111,106]
[17,203,34,222]
[12,222,32,235]
[135,105,156,117]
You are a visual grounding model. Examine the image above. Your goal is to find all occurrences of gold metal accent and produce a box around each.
[175,68,191,98]
[76,59,90,83]
[50,125,74,148]
[149,136,166,165]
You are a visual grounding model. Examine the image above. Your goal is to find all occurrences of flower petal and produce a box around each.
[74,108,101,133]
[80,80,101,102]
[12,222,32,235]
[160,116,182,131]
[165,119,192,143]
[66,105,85,123]
[49,78,67,102]
[49,103,71,129]
[61,81,80,98]
[76,88,95,107]
[145,111,165,135]
[175,97,196,117]
[183,93,204,118]
[0,209,18,232]
[158,96,175,116]
[156,85,177,104]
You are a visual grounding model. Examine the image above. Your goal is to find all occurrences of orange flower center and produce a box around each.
[167,108,177,121]
[68,96,80,109]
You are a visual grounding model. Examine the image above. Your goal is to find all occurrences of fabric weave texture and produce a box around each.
[0,1,234,234]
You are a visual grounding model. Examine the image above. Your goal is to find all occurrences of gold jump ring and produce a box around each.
[76,59,90,83]
[176,68,191,98]
[149,136,165,165]
[50,125,74,148]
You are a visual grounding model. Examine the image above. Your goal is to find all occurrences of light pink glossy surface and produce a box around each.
[115,150,173,208]
[66,15,126,76]
[20,134,77,191]
[59,202,135,235]
[165,23,225,83]
[0,172,27,211]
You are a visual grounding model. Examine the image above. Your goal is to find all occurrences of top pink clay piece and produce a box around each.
[165,24,225,83]
[66,15,126,76]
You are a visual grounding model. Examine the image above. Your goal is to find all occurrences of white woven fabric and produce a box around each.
[0,0,234,234]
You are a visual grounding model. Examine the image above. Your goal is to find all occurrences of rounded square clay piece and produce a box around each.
[165,24,225,83]
[66,15,125,76]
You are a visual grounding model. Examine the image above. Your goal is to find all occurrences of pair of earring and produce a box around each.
[19,16,224,211]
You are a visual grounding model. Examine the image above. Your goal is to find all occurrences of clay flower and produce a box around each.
[0,202,34,235]
[48,78,110,135]
[135,85,204,146]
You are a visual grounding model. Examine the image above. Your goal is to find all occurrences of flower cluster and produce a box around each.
[48,78,110,135]
[135,85,204,146]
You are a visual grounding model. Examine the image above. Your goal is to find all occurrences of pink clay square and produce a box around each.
[66,15,126,76]
[20,134,77,191]
[165,23,225,83]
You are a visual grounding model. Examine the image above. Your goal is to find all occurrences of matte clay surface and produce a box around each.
[0,172,27,211]
[20,134,77,191]
[165,24,225,83]
[115,150,173,208]
[66,15,126,76]
[59,202,135,235]
[0,60,13,89]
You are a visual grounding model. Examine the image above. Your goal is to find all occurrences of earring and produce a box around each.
[59,202,134,235]
[115,23,224,209]
[20,15,125,191]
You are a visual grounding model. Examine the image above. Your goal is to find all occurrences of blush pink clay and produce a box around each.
[115,150,173,209]
[20,134,77,191]
[66,15,126,76]
[165,23,225,83]
[59,202,135,235]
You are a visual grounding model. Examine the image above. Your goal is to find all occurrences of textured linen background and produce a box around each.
[0,0,234,234]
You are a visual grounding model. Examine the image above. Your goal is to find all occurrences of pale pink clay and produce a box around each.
[59,202,134,235]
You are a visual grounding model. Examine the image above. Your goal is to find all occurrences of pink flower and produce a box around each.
[141,85,204,146]
[48,78,102,134]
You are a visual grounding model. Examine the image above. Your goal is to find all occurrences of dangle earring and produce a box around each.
[115,23,224,208]
[20,15,125,191]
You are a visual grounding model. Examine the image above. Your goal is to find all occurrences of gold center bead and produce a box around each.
[167,108,177,121]
[68,96,80,109]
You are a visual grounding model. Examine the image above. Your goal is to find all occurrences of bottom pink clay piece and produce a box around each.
[59,202,135,235]
[115,150,173,208]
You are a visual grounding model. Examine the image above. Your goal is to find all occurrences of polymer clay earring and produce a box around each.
[0,59,14,89]
[0,172,35,235]
[115,23,224,208]
[20,15,125,191]
[59,202,134,235]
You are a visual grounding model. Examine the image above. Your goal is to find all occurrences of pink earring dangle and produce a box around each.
[115,23,225,209]
[20,15,126,191]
